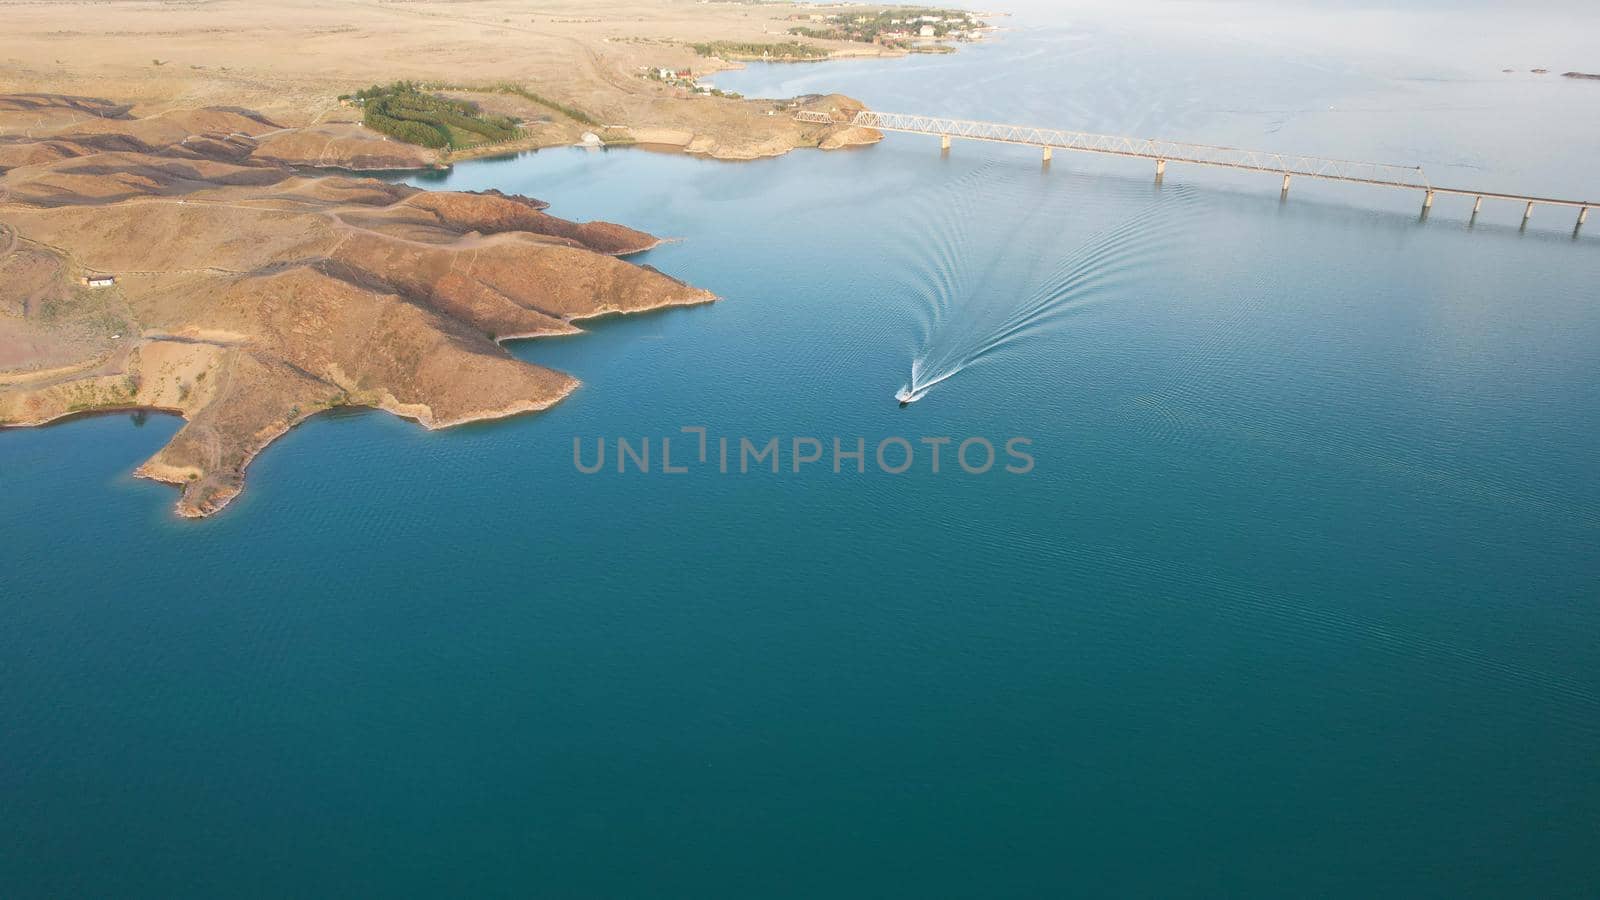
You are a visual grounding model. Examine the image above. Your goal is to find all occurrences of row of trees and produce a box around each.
[486,83,601,127]
[689,41,829,61]
[349,82,522,149]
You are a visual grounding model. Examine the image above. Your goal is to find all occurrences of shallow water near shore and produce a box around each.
[5,8,1600,896]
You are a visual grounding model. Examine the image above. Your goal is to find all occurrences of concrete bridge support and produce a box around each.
[814,110,1588,221]
[1281,174,1292,194]
[1579,207,1590,229]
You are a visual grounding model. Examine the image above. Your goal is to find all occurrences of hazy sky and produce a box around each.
[998,0,1600,72]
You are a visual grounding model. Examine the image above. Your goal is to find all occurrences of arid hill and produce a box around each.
[0,0,890,162]
[0,0,891,518]
[0,95,716,517]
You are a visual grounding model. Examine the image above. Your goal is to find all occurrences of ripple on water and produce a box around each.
[890,169,1204,402]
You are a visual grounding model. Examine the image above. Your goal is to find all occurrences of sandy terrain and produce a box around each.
[0,0,891,160]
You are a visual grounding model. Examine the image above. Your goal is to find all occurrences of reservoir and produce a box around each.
[3,4,1598,895]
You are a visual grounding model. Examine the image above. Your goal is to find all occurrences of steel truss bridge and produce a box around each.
[796,109,1592,228]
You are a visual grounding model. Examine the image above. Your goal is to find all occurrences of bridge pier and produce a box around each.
[812,110,1591,225]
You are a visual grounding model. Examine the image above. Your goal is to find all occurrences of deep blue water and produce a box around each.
[4,9,1599,897]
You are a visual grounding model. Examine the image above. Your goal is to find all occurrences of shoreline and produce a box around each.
[5,281,720,520]
[0,0,969,517]
[0,94,731,518]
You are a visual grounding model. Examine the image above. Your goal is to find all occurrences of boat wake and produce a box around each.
[895,359,957,405]
[890,169,1197,404]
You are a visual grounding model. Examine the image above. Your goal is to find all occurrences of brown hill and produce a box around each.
[0,97,714,517]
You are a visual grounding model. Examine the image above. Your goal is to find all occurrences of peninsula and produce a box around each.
[0,0,938,516]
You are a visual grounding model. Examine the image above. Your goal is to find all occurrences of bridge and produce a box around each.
[797,109,1592,230]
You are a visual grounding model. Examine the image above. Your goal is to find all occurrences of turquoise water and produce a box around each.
[4,10,1600,897]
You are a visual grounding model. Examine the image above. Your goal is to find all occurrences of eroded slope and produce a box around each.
[1,96,714,517]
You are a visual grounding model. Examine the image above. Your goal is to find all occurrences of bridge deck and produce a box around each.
[797,110,1594,212]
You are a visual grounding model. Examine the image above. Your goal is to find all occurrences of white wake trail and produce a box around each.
[898,182,1198,403]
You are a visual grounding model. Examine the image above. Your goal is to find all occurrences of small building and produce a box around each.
[919,24,936,37]
[84,276,116,288]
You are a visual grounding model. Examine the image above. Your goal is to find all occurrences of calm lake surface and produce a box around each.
[4,5,1598,896]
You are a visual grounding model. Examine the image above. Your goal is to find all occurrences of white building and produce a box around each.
[85,276,115,288]
[919,24,936,37]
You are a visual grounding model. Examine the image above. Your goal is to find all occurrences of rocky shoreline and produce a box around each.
[0,0,899,517]
[0,94,769,517]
